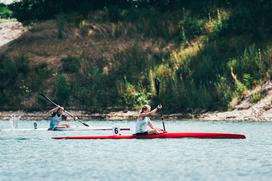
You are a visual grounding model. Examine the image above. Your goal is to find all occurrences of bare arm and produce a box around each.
[64,115,77,121]
[48,106,61,114]
[139,105,162,117]
[148,121,156,129]
[139,108,158,117]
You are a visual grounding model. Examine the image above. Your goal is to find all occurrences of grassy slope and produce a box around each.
[1,2,272,112]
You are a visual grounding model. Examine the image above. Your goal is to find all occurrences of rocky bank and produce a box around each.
[200,81,272,121]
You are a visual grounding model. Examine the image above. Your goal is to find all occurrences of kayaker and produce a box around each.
[134,104,164,135]
[48,106,74,130]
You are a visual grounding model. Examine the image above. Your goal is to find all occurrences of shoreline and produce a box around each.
[2,81,272,121]
[0,110,272,121]
[0,110,194,121]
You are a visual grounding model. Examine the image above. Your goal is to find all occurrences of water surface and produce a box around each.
[0,120,271,181]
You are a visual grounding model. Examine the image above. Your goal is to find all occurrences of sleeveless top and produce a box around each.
[135,117,151,133]
[49,112,67,129]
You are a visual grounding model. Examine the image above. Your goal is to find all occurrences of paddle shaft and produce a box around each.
[40,94,89,127]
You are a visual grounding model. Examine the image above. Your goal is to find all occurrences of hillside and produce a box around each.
[1,1,272,115]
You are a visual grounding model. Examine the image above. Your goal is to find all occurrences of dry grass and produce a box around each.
[5,17,171,72]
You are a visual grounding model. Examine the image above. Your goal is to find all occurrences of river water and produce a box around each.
[0,120,271,181]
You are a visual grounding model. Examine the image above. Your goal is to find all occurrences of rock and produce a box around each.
[235,102,252,110]
[0,20,27,47]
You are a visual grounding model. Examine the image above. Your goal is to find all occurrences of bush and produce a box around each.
[31,63,50,91]
[250,92,262,104]
[56,13,67,39]
[121,81,151,108]
[180,16,206,39]
[0,57,17,88]
[268,68,272,80]
[16,55,30,76]
[61,56,81,73]
[0,3,12,18]
[55,74,70,105]
[215,76,232,108]
[36,94,48,109]
[228,45,270,88]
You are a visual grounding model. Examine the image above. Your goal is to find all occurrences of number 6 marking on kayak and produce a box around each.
[113,127,120,135]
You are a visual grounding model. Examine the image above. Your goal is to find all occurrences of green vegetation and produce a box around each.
[250,92,263,104]
[0,3,12,19]
[55,74,70,105]
[0,57,17,87]
[61,56,80,73]
[1,0,272,113]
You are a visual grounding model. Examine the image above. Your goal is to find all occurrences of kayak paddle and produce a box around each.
[39,93,90,127]
[154,78,166,131]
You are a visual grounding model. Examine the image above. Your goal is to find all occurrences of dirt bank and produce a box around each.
[0,19,27,54]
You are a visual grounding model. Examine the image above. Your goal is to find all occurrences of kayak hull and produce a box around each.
[53,127,130,131]
[0,127,130,132]
[52,132,246,139]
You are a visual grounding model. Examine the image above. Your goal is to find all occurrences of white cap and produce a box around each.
[143,104,151,110]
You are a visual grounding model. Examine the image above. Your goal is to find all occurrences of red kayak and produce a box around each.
[52,132,246,139]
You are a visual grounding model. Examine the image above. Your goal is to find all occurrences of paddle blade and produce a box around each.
[77,119,89,127]
[162,121,166,131]
[155,78,160,96]
[81,122,89,127]
[82,122,90,127]
[39,93,47,99]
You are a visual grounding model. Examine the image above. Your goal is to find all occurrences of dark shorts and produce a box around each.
[48,127,58,131]
[133,132,148,136]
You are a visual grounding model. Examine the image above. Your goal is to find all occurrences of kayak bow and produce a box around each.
[52,132,246,139]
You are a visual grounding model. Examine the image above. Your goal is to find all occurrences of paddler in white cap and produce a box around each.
[134,104,164,135]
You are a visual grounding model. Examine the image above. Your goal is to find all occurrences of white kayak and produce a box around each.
[0,126,130,132]
[2,118,130,132]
